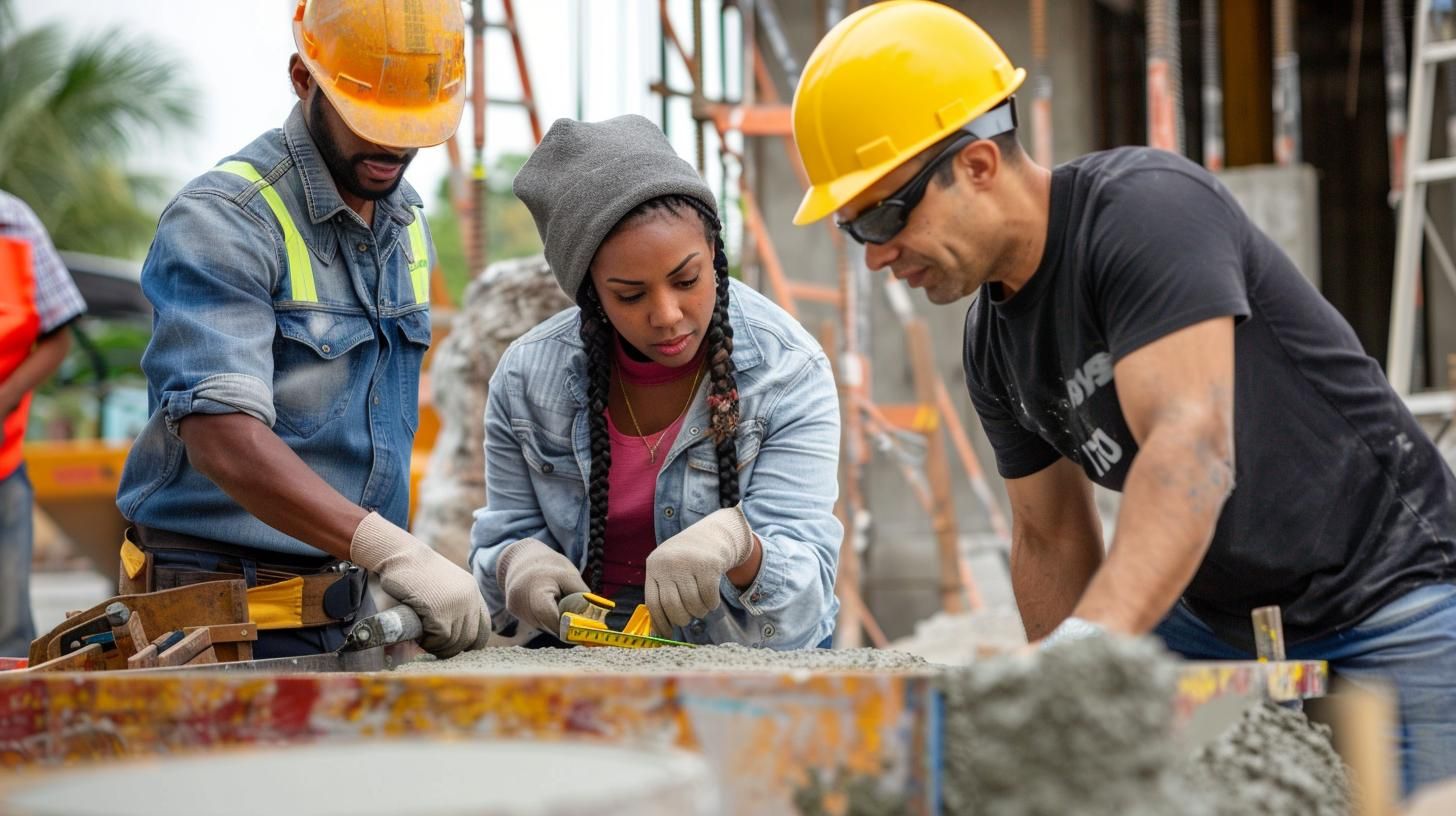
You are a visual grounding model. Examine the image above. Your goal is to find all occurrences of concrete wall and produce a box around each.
[1217,164,1321,288]
[751,1,1099,639]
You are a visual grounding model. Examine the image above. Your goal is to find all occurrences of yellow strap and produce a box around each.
[246,576,305,630]
[215,161,318,303]
[405,209,429,304]
[120,537,146,580]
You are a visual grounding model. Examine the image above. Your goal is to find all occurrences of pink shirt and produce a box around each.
[599,340,705,599]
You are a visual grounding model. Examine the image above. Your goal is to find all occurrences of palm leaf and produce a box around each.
[0,9,195,257]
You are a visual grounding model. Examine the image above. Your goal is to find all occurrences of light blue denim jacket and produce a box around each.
[470,279,842,648]
[116,104,434,556]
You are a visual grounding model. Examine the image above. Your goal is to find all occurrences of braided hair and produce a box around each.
[575,195,741,592]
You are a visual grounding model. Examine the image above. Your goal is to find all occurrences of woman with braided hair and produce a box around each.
[469,115,842,648]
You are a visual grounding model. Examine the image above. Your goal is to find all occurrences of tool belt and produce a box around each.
[119,525,367,630]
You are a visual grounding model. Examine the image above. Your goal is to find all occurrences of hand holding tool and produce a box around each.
[161,605,428,673]
[349,512,490,659]
[497,537,590,636]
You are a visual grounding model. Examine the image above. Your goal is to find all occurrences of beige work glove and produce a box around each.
[349,512,490,659]
[496,537,590,637]
[644,506,755,635]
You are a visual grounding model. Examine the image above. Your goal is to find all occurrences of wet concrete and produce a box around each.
[1180,700,1351,815]
[938,636,1188,815]
[399,642,930,674]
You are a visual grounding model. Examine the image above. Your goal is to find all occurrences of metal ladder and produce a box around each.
[1390,0,1456,418]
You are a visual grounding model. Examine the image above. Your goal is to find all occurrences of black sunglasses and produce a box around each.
[836,101,1018,246]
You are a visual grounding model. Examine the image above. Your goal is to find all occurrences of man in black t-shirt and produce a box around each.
[791,1,1456,795]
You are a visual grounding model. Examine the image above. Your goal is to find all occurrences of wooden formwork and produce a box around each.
[0,659,1325,814]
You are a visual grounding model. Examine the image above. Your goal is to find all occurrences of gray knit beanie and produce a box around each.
[513,114,718,299]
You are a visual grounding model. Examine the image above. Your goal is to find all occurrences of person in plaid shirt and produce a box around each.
[0,190,86,657]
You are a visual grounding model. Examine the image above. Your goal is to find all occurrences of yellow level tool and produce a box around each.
[557,592,694,649]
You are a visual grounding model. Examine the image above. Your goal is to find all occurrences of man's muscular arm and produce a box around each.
[1006,457,1105,641]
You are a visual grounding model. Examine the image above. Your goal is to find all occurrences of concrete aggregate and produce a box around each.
[398,642,931,673]
[1179,700,1351,816]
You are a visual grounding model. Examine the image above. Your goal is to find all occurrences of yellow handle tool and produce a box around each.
[557,592,694,649]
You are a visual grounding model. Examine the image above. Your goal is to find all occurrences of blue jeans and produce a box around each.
[1155,583,1456,797]
[0,465,35,657]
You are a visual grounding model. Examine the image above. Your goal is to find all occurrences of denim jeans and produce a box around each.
[1155,583,1456,797]
[0,465,35,657]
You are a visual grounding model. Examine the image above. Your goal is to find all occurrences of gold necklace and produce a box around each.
[617,360,704,464]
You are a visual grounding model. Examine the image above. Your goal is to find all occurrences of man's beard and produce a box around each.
[309,92,414,201]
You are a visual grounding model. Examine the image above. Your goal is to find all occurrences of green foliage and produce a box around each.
[56,320,150,385]
[29,319,152,440]
[0,0,196,258]
[428,153,544,303]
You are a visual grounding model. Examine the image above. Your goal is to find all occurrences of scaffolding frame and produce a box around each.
[445,0,545,291]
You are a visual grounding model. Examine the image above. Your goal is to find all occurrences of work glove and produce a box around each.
[1039,616,1107,650]
[644,506,756,635]
[349,512,490,659]
[496,537,590,637]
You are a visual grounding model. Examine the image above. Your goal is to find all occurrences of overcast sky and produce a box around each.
[15,1,720,207]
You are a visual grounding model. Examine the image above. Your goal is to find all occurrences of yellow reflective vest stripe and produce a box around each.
[405,210,429,305]
[216,160,430,306]
[214,161,318,303]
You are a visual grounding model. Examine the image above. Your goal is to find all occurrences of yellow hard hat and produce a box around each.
[791,0,1026,225]
[292,0,466,149]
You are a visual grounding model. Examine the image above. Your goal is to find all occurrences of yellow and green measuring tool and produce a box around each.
[557,593,694,649]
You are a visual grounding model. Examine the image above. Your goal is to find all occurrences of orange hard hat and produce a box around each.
[292,0,466,149]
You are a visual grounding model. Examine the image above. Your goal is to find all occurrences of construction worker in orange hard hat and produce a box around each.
[792,0,1456,795]
[292,0,466,204]
[114,0,489,661]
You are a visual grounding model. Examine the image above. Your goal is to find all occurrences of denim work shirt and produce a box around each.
[116,104,434,556]
[470,279,843,649]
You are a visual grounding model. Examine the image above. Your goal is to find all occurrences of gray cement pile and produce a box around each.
[1179,700,1351,815]
[399,642,930,674]
[935,637,1351,816]
[938,636,1189,815]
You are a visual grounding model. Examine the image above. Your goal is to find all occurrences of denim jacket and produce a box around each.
[470,279,842,648]
[116,104,434,556]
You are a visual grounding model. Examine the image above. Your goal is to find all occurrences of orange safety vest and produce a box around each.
[0,236,40,479]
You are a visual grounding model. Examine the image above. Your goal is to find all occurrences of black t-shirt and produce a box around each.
[964,147,1456,649]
